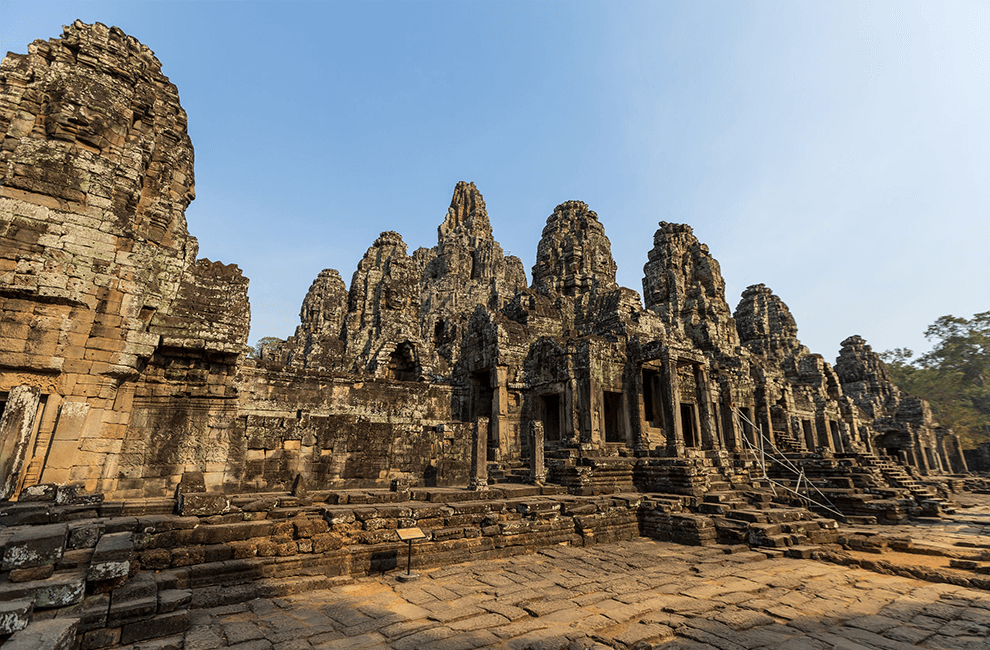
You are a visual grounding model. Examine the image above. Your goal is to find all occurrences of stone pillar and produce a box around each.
[39,401,89,486]
[694,366,715,450]
[469,417,489,490]
[662,356,684,454]
[0,385,41,500]
[759,396,775,450]
[722,402,740,450]
[939,431,968,474]
[529,421,546,484]
[493,366,510,459]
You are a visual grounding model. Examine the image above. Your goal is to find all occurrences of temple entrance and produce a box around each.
[603,391,624,443]
[541,394,561,442]
[680,403,698,447]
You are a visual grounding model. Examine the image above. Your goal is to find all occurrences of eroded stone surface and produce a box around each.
[170,538,990,650]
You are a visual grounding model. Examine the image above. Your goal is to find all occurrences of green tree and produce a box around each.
[247,336,284,359]
[881,312,990,448]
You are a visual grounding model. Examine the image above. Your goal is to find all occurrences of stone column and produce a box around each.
[494,366,510,459]
[0,385,41,500]
[469,417,489,490]
[721,402,740,451]
[662,355,684,454]
[529,421,546,484]
[694,365,715,450]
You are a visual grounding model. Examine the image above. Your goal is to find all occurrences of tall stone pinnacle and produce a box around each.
[643,222,737,352]
[531,201,618,298]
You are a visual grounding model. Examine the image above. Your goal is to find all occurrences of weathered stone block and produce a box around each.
[0,571,86,608]
[1,523,67,570]
[87,532,132,581]
[177,493,230,517]
[120,610,189,644]
[0,598,33,634]
[18,484,57,502]
[9,564,54,582]
[67,522,104,549]
[4,618,78,650]
[80,626,121,650]
[157,588,191,613]
[55,485,104,506]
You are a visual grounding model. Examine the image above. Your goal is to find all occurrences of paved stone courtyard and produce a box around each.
[169,539,990,650]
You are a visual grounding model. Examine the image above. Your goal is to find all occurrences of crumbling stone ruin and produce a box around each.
[0,21,984,649]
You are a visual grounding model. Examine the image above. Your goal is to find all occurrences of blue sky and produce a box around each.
[3,1,988,362]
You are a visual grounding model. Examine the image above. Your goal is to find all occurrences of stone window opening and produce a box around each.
[829,420,842,452]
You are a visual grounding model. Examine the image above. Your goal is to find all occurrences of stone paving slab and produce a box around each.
[113,538,990,649]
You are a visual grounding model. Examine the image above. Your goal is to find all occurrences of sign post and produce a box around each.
[395,527,427,582]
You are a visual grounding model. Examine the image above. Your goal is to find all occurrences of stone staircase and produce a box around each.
[487,460,530,484]
[859,454,956,515]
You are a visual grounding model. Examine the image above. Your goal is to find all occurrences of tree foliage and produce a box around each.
[247,336,284,360]
[881,312,990,448]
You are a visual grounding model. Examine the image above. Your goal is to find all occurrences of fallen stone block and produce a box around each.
[18,484,58,502]
[1,523,68,570]
[0,598,33,634]
[55,485,104,507]
[4,617,78,650]
[87,531,132,581]
[0,570,86,608]
[177,493,230,517]
[120,610,190,644]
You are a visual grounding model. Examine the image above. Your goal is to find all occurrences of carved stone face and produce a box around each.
[0,22,198,379]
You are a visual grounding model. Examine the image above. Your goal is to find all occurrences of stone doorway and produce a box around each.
[603,391,624,443]
[680,403,698,447]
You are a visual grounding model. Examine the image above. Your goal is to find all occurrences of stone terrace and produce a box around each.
[153,538,989,650]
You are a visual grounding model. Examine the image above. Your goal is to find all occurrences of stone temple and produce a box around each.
[0,21,986,650]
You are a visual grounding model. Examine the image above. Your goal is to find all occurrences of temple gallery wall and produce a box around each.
[0,21,971,502]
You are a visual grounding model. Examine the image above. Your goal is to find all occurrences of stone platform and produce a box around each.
[150,538,988,650]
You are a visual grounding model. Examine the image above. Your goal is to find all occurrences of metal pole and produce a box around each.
[406,540,412,575]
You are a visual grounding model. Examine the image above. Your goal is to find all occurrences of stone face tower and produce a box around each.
[642,222,738,354]
[0,22,249,497]
[532,201,618,299]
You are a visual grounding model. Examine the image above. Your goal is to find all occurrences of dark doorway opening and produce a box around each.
[469,370,494,423]
[802,420,815,449]
[603,391,624,443]
[680,403,698,447]
[385,342,419,381]
[541,394,561,442]
[739,407,755,446]
[642,369,662,429]
[829,420,841,451]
